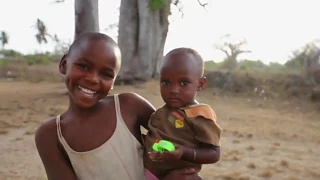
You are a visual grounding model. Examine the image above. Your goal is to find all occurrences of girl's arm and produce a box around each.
[162,168,203,180]
[35,120,77,180]
[121,92,155,130]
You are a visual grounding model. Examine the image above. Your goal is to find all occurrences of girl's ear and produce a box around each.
[59,54,67,75]
[198,76,207,91]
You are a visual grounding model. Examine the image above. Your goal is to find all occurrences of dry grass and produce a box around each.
[0,75,319,179]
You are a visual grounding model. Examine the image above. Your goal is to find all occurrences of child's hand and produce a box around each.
[161,144,184,160]
[149,143,185,161]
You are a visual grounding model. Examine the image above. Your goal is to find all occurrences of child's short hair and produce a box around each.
[165,47,204,77]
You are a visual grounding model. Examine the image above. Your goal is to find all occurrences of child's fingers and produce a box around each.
[162,151,172,158]
[148,151,156,160]
[155,152,163,159]
[172,143,182,147]
[149,151,164,161]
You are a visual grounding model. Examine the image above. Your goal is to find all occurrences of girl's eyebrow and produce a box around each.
[78,57,114,72]
[76,57,92,64]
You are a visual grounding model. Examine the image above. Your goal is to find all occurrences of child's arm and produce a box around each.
[177,105,221,164]
[180,144,220,164]
[160,143,220,165]
[185,105,221,164]
[35,119,77,180]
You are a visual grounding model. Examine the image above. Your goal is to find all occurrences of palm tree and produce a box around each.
[0,31,9,49]
[34,19,52,44]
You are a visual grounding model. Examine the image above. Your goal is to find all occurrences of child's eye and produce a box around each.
[180,81,189,86]
[161,81,169,85]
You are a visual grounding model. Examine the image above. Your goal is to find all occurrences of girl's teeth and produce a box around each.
[78,86,96,94]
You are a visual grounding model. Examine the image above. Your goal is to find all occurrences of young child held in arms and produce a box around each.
[144,48,222,179]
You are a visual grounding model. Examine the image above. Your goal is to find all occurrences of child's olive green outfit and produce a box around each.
[143,104,222,178]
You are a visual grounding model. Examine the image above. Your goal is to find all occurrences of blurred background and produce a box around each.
[0,0,319,179]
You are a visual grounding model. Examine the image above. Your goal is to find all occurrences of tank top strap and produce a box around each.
[113,94,142,147]
[56,115,70,152]
[56,115,63,140]
[113,94,121,118]
[113,94,125,125]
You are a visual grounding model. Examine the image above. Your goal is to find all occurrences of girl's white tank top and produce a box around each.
[56,94,146,180]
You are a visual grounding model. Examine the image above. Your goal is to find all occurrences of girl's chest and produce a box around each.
[61,116,117,152]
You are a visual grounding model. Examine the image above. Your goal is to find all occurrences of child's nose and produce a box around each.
[170,85,179,94]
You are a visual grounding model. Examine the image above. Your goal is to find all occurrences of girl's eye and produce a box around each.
[77,64,89,71]
[161,81,169,85]
[180,81,189,86]
[101,72,114,79]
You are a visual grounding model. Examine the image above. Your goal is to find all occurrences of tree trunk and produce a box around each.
[74,0,99,39]
[117,0,170,84]
[222,55,238,70]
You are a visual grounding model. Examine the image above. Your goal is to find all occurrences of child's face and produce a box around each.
[160,53,206,108]
[59,39,118,108]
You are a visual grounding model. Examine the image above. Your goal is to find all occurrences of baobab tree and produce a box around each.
[117,0,208,84]
[55,0,99,39]
[214,34,251,70]
[74,0,99,39]
[55,0,208,83]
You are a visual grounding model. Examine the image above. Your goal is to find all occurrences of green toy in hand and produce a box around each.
[152,140,175,153]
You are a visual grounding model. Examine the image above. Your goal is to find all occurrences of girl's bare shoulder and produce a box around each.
[118,92,155,110]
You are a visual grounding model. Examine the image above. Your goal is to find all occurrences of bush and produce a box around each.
[24,54,50,65]
[0,49,23,58]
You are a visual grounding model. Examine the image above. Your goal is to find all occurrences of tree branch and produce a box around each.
[216,47,230,57]
[233,50,251,57]
[197,0,208,7]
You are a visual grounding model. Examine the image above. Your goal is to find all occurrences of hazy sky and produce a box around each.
[0,0,319,64]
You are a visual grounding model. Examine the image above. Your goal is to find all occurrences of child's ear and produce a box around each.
[198,76,207,91]
[59,54,67,75]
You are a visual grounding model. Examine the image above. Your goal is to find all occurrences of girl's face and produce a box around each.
[60,39,118,109]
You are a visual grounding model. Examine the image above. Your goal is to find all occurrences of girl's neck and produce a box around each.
[65,96,101,121]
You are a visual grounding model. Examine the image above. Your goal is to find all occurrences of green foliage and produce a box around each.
[24,54,50,65]
[0,59,8,67]
[204,61,226,71]
[204,59,301,74]
[237,59,267,71]
[148,0,165,10]
[204,60,216,70]
[284,58,303,69]
[0,48,60,66]
[268,62,286,71]
[0,49,23,57]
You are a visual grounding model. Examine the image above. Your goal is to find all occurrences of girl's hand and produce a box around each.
[163,168,202,180]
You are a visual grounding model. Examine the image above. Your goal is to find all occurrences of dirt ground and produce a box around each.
[0,80,320,180]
